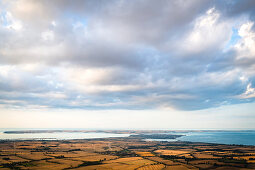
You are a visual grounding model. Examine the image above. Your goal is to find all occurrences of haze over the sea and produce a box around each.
[0,0,255,129]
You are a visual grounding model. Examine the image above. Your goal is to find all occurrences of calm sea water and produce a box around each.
[0,129,129,140]
[177,131,255,146]
[147,131,255,146]
[1,129,255,146]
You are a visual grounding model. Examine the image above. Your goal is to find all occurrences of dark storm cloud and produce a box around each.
[0,0,255,110]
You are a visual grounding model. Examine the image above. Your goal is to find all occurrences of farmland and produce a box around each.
[0,132,255,169]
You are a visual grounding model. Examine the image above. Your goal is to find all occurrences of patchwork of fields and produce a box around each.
[0,136,255,169]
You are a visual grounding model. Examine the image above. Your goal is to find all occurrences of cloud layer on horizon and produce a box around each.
[0,0,255,111]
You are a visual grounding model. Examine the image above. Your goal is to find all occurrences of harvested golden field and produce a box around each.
[214,167,240,170]
[46,151,97,158]
[194,164,213,169]
[154,150,189,156]
[71,154,117,162]
[75,157,156,170]
[15,152,52,160]
[178,153,193,158]
[188,160,218,165]
[234,156,255,160]
[247,160,255,163]
[0,155,27,164]
[136,151,155,157]
[45,158,83,167]
[137,163,165,170]
[192,152,220,159]
[165,165,197,170]
[147,156,176,165]
[30,160,70,170]
[104,157,154,165]
[75,162,133,170]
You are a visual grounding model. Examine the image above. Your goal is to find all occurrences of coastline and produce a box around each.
[1,136,255,169]
[1,129,255,146]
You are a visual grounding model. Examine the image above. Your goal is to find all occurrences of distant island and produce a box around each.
[3,129,185,134]
[4,130,88,134]
[130,134,183,139]
[3,130,183,140]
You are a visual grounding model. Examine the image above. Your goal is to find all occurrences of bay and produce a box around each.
[0,128,129,140]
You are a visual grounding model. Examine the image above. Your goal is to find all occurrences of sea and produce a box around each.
[0,128,129,140]
[1,129,255,146]
[147,131,255,146]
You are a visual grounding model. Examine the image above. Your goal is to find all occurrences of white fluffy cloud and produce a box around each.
[235,22,255,59]
[182,8,231,54]
[0,0,255,111]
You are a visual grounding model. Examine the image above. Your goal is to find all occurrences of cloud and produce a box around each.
[0,0,255,111]
[238,83,255,99]
[235,22,255,61]
[180,8,231,54]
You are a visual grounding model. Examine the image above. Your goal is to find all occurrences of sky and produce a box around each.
[0,0,255,129]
